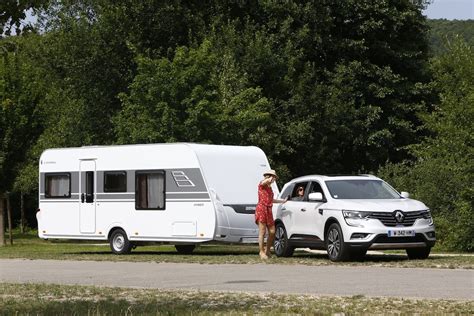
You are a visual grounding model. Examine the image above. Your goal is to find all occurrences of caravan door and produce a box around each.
[79,160,96,233]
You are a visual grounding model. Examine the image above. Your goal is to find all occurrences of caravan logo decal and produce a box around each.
[171,171,196,187]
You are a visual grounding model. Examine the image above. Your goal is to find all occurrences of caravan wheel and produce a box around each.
[109,229,132,255]
[175,245,196,254]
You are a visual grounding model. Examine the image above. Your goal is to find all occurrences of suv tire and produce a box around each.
[175,245,196,254]
[350,249,367,260]
[406,247,431,259]
[109,229,132,255]
[274,223,294,257]
[326,223,350,262]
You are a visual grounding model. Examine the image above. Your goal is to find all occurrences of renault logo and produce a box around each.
[393,210,405,223]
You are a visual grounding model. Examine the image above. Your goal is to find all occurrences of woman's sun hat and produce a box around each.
[263,169,278,178]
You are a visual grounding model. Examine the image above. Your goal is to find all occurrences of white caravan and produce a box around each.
[37,143,278,254]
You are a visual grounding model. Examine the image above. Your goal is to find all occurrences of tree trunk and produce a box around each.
[6,194,13,245]
[0,195,5,246]
[20,192,25,233]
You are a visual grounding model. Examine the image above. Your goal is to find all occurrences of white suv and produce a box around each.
[273,175,436,261]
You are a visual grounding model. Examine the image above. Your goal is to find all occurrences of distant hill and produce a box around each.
[428,19,474,55]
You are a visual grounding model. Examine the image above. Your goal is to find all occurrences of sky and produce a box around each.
[423,0,474,20]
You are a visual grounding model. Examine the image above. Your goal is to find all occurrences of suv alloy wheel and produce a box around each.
[274,223,294,257]
[326,223,350,261]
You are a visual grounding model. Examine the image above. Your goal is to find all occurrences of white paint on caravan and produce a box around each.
[36,143,278,254]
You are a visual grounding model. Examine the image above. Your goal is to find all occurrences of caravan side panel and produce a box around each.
[38,144,217,242]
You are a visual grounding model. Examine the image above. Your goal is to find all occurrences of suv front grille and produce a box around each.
[368,210,429,227]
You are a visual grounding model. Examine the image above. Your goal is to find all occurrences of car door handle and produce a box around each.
[319,209,323,215]
[301,208,306,212]
[281,207,286,211]
[81,193,85,203]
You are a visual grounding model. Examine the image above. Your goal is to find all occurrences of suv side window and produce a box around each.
[291,182,309,201]
[280,184,294,200]
[308,181,325,201]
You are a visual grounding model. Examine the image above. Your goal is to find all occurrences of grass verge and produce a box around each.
[1,283,473,315]
[0,230,472,269]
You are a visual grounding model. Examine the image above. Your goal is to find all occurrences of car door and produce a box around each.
[283,181,310,237]
[299,181,326,239]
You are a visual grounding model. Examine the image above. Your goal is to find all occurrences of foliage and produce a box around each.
[0,0,49,37]
[113,0,432,177]
[428,19,474,56]
[114,39,275,158]
[0,36,45,194]
[5,0,431,180]
[379,38,474,251]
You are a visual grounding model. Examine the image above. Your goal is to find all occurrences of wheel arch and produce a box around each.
[107,226,127,240]
[324,217,340,241]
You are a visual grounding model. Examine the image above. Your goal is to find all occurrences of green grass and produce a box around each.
[1,283,473,315]
[1,230,473,269]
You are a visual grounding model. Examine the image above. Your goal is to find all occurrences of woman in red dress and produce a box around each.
[255,170,287,259]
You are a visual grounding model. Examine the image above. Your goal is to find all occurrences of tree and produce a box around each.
[379,38,474,251]
[110,0,433,178]
[0,35,44,241]
[114,39,275,151]
[0,0,48,37]
[428,19,474,56]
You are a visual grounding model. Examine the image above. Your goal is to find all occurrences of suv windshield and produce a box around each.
[325,180,400,199]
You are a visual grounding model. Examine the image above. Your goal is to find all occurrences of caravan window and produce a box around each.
[45,173,71,198]
[135,171,165,210]
[104,171,127,192]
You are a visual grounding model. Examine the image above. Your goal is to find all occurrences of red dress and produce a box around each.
[255,183,275,226]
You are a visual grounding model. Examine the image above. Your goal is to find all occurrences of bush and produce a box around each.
[378,38,474,252]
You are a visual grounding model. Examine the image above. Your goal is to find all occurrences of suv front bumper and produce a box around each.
[347,233,436,251]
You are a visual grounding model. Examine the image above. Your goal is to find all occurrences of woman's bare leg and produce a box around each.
[266,224,276,257]
[258,222,268,259]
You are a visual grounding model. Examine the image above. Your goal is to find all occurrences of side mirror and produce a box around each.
[400,191,410,198]
[308,192,324,201]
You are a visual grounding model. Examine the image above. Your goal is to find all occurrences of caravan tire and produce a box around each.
[109,229,132,255]
[175,245,196,254]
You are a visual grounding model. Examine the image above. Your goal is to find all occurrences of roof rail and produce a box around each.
[325,174,359,177]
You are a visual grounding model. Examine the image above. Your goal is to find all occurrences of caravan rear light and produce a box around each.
[37,208,40,213]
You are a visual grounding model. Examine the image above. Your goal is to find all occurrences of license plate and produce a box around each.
[387,230,415,237]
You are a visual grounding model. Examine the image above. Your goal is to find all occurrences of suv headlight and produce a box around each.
[342,210,370,227]
[342,210,370,219]
[421,209,434,225]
